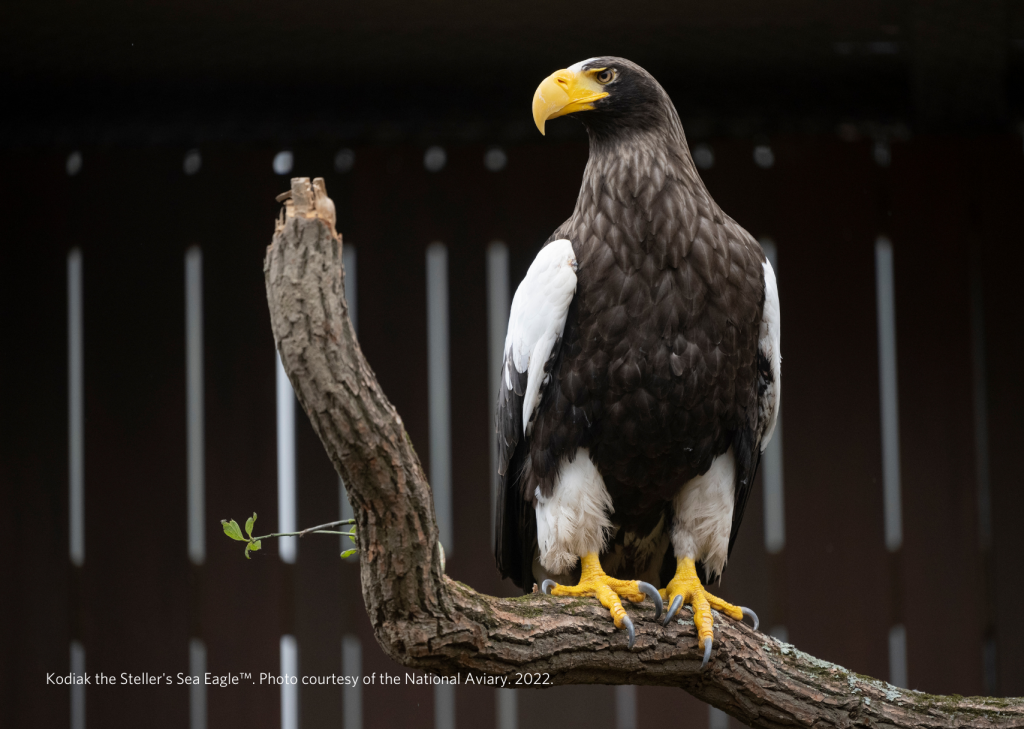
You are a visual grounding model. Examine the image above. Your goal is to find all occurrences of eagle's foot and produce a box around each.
[541,552,662,649]
[659,557,759,669]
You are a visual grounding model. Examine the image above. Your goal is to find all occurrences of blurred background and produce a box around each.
[3,0,1024,727]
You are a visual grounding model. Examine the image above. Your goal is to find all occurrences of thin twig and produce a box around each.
[298,518,355,536]
[251,520,356,542]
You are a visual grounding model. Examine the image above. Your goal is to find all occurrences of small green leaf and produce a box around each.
[222,519,246,541]
[340,549,358,559]
[244,540,261,559]
[245,513,256,539]
[348,533,357,543]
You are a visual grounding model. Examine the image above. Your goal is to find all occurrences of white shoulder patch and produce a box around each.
[759,258,781,451]
[504,239,577,436]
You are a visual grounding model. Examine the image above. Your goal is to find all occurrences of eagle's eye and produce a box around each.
[595,69,616,85]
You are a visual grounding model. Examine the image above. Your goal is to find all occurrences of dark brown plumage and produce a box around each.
[496,58,770,592]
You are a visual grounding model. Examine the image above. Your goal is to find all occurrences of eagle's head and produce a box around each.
[532,57,676,143]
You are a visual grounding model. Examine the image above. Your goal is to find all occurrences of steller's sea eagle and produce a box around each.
[495,58,780,665]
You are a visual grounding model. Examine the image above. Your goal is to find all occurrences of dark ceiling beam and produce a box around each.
[1,1,1019,147]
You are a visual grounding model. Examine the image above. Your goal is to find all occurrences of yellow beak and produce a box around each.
[532,68,610,135]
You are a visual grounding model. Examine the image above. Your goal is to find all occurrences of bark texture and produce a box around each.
[264,189,1024,729]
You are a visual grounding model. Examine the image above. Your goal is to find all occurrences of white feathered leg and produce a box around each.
[664,447,758,668]
[670,447,736,581]
[534,448,614,575]
[535,447,663,648]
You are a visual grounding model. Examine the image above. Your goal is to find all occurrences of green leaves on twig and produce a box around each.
[221,512,262,558]
[340,523,359,560]
[243,514,262,558]
[220,513,358,560]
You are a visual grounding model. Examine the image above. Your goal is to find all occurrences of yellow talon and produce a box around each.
[542,552,663,648]
[661,557,755,667]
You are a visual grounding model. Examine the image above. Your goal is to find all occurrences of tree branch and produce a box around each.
[264,179,1024,729]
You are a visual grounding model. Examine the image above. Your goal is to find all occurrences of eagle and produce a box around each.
[494,58,780,665]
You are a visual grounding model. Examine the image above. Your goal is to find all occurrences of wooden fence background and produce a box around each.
[2,133,1023,727]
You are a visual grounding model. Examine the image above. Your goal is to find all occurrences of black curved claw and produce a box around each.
[741,606,759,631]
[637,582,663,621]
[622,615,636,649]
[701,637,713,670]
[541,579,557,595]
[662,595,683,626]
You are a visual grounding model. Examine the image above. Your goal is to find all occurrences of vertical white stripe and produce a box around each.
[877,239,907,688]
[189,638,207,729]
[342,635,362,729]
[434,684,455,729]
[614,685,637,729]
[68,249,85,566]
[340,243,358,557]
[186,247,205,564]
[875,237,903,552]
[281,635,299,729]
[709,706,729,729]
[759,239,785,554]
[486,243,510,544]
[888,623,908,688]
[426,243,453,554]
[495,689,517,729]
[970,264,992,551]
[277,353,297,563]
[343,243,358,334]
[762,415,785,554]
[70,640,86,729]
